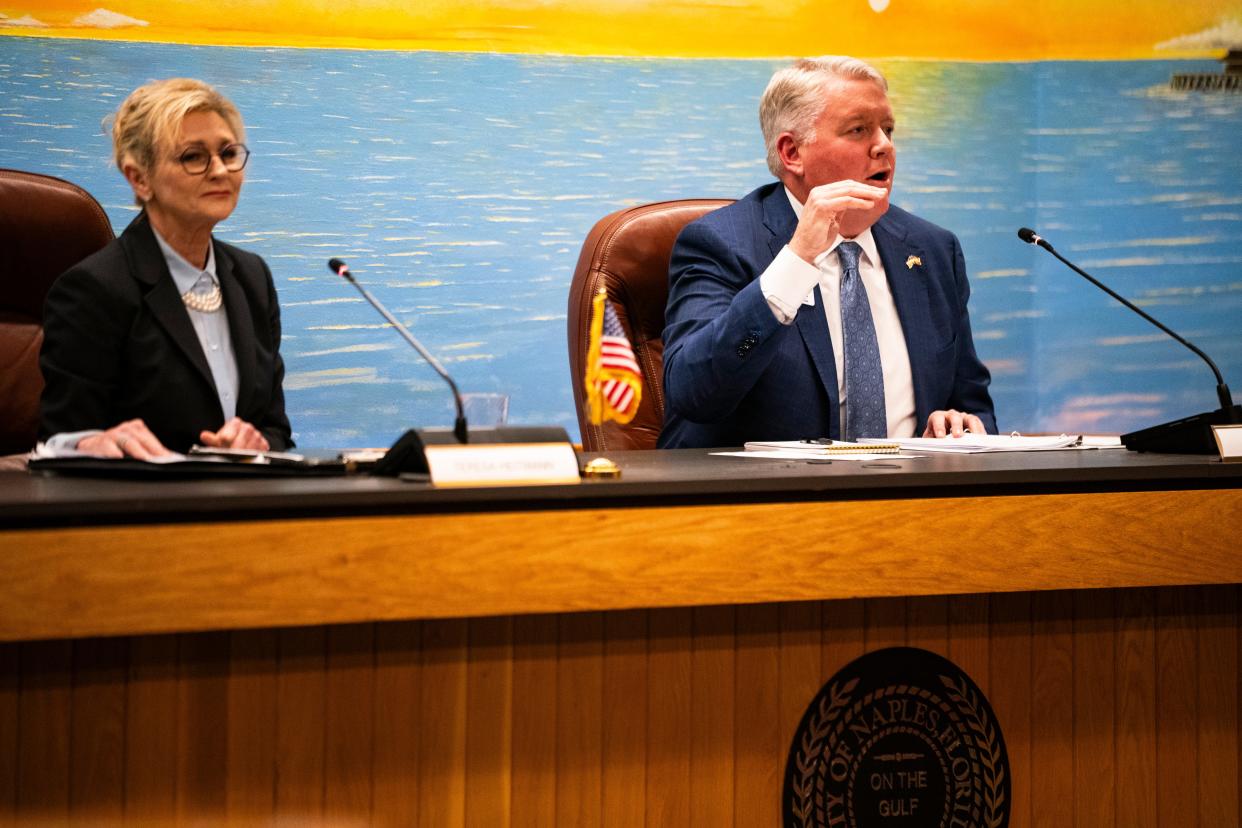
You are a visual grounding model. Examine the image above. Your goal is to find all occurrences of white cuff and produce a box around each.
[760,245,822,325]
[44,429,103,451]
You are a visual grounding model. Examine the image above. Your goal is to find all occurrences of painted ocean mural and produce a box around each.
[2,37,1239,446]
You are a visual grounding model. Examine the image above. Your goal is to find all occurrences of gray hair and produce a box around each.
[759,57,888,177]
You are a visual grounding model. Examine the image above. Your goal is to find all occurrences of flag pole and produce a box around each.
[582,285,622,479]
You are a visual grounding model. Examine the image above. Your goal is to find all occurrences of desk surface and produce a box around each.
[3,448,1240,641]
[3,447,1240,528]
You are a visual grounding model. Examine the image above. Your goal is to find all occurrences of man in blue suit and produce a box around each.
[659,56,996,449]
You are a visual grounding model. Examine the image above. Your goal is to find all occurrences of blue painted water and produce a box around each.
[2,38,1239,445]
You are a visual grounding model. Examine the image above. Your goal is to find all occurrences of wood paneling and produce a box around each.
[124,634,178,822]
[465,616,514,828]
[689,606,734,828]
[1031,590,1074,828]
[325,624,375,823]
[646,608,690,826]
[175,631,229,820]
[4,489,1241,642]
[602,610,646,828]
[371,621,421,827]
[864,596,906,650]
[275,626,326,820]
[418,619,468,827]
[732,603,781,826]
[1116,588,1157,826]
[556,612,603,827]
[907,594,948,656]
[778,601,821,748]
[510,614,557,827]
[948,594,989,694]
[1196,585,1239,826]
[0,643,17,826]
[17,641,71,822]
[1073,589,1115,825]
[1156,587,1199,827]
[2,586,1238,826]
[821,597,864,678]
[225,629,278,823]
[989,592,1031,824]
[68,637,125,826]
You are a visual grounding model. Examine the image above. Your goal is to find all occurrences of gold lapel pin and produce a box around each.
[906,255,922,270]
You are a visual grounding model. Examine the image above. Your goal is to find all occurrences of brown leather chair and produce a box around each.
[0,169,114,455]
[567,199,731,451]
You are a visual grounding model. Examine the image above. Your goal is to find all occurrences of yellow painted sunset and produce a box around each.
[3,0,1240,56]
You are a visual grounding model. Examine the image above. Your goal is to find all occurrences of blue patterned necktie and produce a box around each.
[837,241,887,440]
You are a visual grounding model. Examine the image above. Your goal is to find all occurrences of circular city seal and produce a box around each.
[783,647,1010,828]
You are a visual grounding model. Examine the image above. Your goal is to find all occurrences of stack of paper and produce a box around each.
[711,440,909,461]
[712,434,1124,461]
[743,439,901,454]
[889,434,1080,453]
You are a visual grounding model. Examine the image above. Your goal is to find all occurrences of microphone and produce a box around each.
[1017,228,1240,453]
[328,258,468,445]
[1016,227,1050,250]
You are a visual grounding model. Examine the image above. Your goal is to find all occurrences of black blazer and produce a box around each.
[39,212,293,452]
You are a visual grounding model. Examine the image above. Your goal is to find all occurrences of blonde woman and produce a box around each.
[40,78,292,457]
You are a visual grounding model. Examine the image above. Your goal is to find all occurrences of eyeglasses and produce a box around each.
[176,143,250,175]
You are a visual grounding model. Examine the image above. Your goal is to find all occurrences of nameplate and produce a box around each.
[1212,424,1242,462]
[423,442,581,487]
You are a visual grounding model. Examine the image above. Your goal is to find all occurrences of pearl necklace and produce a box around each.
[181,282,223,313]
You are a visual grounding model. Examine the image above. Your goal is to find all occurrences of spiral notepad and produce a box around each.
[743,440,902,455]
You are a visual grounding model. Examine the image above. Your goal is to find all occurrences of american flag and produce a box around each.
[585,287,642,425]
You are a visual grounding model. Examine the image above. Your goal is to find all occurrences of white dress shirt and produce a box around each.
[152,229,240,422]
[757,188,917,439]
